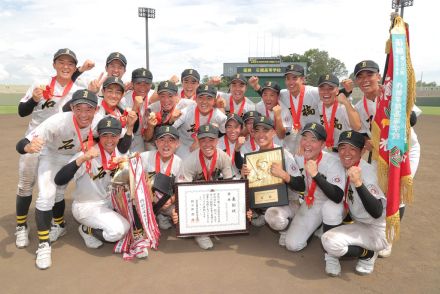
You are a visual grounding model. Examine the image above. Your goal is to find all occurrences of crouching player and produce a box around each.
[54,117,149,258]
[321,130,387,276]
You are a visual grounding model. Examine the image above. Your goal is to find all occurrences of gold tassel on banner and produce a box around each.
[401,175,414,204]
[386,212,401,243]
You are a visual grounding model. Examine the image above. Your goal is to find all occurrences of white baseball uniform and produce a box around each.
[318,101,352,150]
[283,151,346,251]
[217,136,240,177]
[217,91,256,116]
[321,159,388,257]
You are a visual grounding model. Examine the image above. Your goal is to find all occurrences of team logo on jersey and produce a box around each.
[93,167,106,180]
[367,184,379,197]
[302,105,316,116]
[347,185,354,203]
[58,139,74,150]
[42,100,56,109]
[332,176,341,183]
[319,116,342,130]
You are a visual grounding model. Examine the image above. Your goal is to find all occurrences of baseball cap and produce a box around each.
[181,69,200,82]
[106,52,127,67]
[157,80,178,95]
[253,115,274,130]
[197,124,219,139]
[285,64,304,76]
[154,125,179,140]
[242,111,260,122]
[196,84,217,98]
[71,89,98,108]
[261,81,281,94]
[301,122,327,141]
[132,68,153,83]
[318,74,339,87]
[354,60,379,77]
[230,73,247,85]
[103,76,125,92]
[97,117,122,135]
[53,48,78,64]
[337,130,365,150]
[226,113,243,126]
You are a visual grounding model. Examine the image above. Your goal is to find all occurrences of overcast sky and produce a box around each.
[0,0,437,85]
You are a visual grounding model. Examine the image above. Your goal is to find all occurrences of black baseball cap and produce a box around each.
[71,89,98,107]
[301,123,327,141]
[253,115,274,129]
[103,76,125,91]
[154,125,179,140]
[181,69,200,82]
[318,74,339,87]
[53,48,78,64]
[242,111,260,122]
[338,130,365,150]
[354,60,379,77]
[230,73,247,85]
[157,80,178,95]
[97,117,122,135]
[261,81,281,94]
[106,52,127,67]
[196,84,217,98]
[285,64,304,76]
[197,124,219,139]
[226,113,243,126]
[131,68,153,83]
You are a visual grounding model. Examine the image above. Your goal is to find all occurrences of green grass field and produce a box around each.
[0,105,17,114]
[419,106,440,116]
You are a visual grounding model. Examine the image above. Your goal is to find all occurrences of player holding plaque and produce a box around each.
[175,124,234,249]
[240,116,305,241]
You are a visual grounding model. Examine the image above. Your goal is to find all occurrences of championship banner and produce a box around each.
[372,16,415,242]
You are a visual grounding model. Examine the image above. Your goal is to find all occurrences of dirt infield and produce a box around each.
[0,114,439,294]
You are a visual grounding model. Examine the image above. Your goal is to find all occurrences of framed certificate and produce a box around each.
[175,180,249,237]
[244,147,288,209]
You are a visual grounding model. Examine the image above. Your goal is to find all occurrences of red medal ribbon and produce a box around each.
[199,149,218,181]
[73,116,94,174]
[156,105,176,125]
[132,92,148,134]
[229,96,246,116]
[304,152,323,207]
[98,143,118,171]
[265,105,277,129]
[192,107,213,139]
[289,85,305,130]
[181,89,195,100]
[250,137,257,151]
[155,151,174,176]
[101,100,127,128]
[42,76,73,100]
[224,136,235,165]
[322,100,338,148]
[343,161,360,211]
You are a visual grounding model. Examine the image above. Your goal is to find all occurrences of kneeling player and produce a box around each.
[321,131,387,276]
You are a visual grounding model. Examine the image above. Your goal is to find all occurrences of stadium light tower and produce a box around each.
[392,0,414,17]
[138,7,155,69]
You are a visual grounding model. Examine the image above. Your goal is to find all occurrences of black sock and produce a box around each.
[52,200,65,227]
[343,245,374,259]
[399,206,405,220]
[323,223,341,233]
[81,225,105,242]
[16,195,32,227]
[36,209,52,244]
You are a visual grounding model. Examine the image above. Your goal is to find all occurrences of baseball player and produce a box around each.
[240,116,306,232]
[172,84,227,158]
[353,60,421,257]
[249,64,321,154]
[214,74,256,117]
[53,117,148,258]
[317,74,361,151]
[87,52,128,95]
[140,125,182,230]
[144,80,195,143]
[175,124,234,249]
[119,68,154,152]
[321,130,387,276]
[283,123,346,251]
[14,48,88,249]
[255,81,293,145]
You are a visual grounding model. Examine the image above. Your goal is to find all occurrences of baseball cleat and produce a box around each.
[355,251,378,275]
[36,242,52,270]
[195,235,213,250]
[325,253,341,277]
[378,244,392,258]
[49,223,66,242]
[15,226,30,248]
[78,225,103,249]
